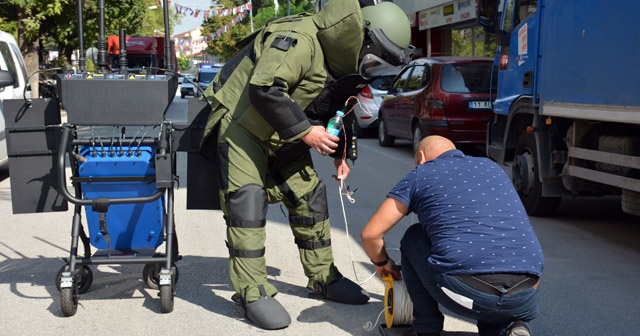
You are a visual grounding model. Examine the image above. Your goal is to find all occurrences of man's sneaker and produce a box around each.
[505,321,531,336]
[308,277,370,304]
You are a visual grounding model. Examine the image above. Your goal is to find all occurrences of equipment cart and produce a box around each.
[53,89,180,317]
[3,0,183,316]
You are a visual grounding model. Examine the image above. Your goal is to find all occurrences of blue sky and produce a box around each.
[171,0,213,35]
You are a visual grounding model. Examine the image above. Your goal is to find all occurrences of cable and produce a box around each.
[23,67,65,102]
[363,307,387,331]
[135,125,158,156]
[336,178,362,282]
[381,275,414,328]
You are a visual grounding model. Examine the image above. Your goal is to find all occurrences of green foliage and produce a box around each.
[177,55,191,71]
[0,0,180,65]
[201,0,314,61]
[451,27,497,57]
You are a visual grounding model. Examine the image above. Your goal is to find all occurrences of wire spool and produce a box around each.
[382,275,414,328]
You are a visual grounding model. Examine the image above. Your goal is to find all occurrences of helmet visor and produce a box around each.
[362,28,413,67]
[359,53,401,80]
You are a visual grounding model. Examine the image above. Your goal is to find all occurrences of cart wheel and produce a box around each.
[159,284,174,313]
[143,263,179,290]
[60,286,78,317]
[56,265,93,294]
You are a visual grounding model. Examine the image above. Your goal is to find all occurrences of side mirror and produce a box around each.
[0,70,16,89]
[477,0,510,47]
[477,0,499,32]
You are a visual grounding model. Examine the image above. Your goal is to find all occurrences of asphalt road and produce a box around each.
[1,93,639,335]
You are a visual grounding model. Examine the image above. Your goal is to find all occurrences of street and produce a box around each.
[0,92,639,335]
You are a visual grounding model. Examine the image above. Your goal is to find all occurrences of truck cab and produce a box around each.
[108,36,177,74]
[478,0,640,217]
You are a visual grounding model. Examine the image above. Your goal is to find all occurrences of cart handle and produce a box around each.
[57,124,165,206]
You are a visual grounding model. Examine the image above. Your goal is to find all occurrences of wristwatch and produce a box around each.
[371,255,389,267]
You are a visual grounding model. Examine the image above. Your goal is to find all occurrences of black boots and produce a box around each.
[308,276,370,304]
[233,276,369,330]
[232,285,291,330]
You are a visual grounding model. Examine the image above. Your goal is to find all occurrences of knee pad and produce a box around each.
[304,181,328,219]
[289,181,329,226]
[225,184,268,226]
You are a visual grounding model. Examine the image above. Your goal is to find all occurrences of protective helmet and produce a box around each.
[359,1,413,78]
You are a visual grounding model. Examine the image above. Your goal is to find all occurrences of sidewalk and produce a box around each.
[0,155,477,335]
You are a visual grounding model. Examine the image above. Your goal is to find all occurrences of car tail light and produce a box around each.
[500,55,509,70]
[360,86,374,99]
[426,100,446,120]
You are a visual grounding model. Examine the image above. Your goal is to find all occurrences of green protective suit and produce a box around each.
[200,0,365,303]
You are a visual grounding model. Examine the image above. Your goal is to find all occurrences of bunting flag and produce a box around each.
[186,11,249,46]
[174,1,252,20]
[207,12,248,39]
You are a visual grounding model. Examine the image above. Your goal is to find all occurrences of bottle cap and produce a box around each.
[337,110,344,116]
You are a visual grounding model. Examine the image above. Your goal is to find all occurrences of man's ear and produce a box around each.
[415,151,426,166]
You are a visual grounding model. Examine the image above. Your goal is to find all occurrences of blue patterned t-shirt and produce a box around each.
[388,149,544,276]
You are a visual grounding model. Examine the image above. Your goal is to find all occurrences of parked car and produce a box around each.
[348,70,399,137]
[0,30,30,172]
[180,74,197,98]
[377,56,496,152]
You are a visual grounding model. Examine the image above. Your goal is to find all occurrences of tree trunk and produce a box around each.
[17,7,40,98]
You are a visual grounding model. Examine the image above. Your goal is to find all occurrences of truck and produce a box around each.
[477,0,640,217]
[107,36,177,74]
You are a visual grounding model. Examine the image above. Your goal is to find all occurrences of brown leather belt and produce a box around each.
[455,274,539,296]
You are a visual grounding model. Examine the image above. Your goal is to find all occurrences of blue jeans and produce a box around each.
[400,224,540,336]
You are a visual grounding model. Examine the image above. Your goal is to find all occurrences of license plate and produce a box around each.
[469,101,491,109]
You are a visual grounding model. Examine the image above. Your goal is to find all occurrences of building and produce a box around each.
[173,27,216,68]
[394,0,503,57]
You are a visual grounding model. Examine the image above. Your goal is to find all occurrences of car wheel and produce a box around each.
[412,125,423,154]
[378,119,395,147]
[181,93,185,99]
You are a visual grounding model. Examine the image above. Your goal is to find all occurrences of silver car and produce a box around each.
[349,71,398,137]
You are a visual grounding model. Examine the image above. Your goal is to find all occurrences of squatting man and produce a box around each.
[362,136,544,336]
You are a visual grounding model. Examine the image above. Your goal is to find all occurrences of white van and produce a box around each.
[0,30,30,171]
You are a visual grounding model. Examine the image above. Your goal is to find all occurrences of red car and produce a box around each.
[377,57,496,152]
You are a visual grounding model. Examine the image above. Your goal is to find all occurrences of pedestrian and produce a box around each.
[199,0,412,330]
[361,135,543,336]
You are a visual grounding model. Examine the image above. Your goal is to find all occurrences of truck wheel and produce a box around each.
[513,132,561,216]
[622,189,640,216]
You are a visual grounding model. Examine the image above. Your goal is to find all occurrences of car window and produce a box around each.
[10,43,27,85]
[406,64,426,91]
[0,41,20,89]
[422,65,433,87]
[370,75,396,91]
[391,66,412,93]
[198,70,219,83]
[440,62,493,94]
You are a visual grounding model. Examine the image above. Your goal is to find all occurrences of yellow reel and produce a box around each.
[382,274,396,329]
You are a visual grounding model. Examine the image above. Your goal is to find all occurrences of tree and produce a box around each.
[201,0,314,62]
[176,55,190,71]
[452,27,497,57]
[0,0,179,95]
